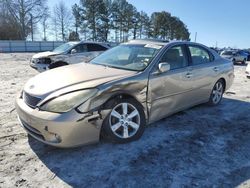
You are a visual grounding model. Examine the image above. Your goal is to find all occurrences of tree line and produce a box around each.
[0,0,190,42]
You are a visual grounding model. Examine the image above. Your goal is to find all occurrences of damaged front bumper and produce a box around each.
[30,62,49,72]
[15,97,105,148]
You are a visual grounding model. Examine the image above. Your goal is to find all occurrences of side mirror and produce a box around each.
[71,49,77,54]
[158,62,170,73]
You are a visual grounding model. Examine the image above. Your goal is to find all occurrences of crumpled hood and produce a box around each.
[24,63,136,96]
[32,51,60,59]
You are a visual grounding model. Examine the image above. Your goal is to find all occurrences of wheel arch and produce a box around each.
[218,77,226,92]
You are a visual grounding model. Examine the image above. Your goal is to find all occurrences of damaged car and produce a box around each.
[16,39,234,148]
[30,41,110,72]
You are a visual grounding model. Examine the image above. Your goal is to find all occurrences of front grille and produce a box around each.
[22,92,41,108]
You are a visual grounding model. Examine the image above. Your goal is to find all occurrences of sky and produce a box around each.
[48,0,250,48]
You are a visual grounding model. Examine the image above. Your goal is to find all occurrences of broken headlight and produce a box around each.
[40,89,98,113]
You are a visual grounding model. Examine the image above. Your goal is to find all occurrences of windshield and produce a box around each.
[222,51,233,55]
[90,44,162,71]
[53,42,76,53]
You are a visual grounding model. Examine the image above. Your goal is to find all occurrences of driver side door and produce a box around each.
[148,45,194,123]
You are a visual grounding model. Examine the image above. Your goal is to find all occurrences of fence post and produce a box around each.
[39,42,42,52]
[9,41,12,52]
[25,41,27,52]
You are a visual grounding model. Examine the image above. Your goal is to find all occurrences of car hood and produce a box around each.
[32,51,60,59]
[24,63,137,96]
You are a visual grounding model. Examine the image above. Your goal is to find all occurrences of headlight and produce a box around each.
[40,89,98,113]
[32,58,39,63]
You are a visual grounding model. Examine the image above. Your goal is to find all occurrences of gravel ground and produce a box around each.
[0,53,250,188]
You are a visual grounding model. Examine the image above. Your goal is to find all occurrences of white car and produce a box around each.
[30,41,110,72]
[221,50,248,65]
[246,63,250,78]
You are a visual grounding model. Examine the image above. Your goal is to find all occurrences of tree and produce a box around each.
[74,1,190,42]
[0,2,21,40]
[150,11,190,40]
[68,31,80,41]
[78,0,102,41]
[111,0,137,42]
[98,0,113,41]
[41,6,50,41]
[53,1,72,41]
[72,4,81,36]
[1,0,47,40]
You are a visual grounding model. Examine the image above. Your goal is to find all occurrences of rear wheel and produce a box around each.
[208,79,225,106]
[242,59,246,65]
[102,98,146,143]
[232,59,236,64]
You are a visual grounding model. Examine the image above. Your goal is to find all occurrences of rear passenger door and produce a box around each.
[68,44,88,64]
[187,45,219,103]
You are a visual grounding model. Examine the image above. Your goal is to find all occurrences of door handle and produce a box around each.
[186,72,192,78]
[213,67,219,72]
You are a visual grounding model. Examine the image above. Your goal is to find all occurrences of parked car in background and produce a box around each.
[239,50,250,61]
[30,41,110,72]
[16,39,234,147]
[246,63,250,78]
[220,50,248,65]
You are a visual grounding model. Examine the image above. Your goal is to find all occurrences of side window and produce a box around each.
[73,44,87,53]
[160,45,188,70]
[189,46,212,65]
[87,44,108,52]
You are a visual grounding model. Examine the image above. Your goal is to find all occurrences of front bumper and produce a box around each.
[30,62,49,72]
[15,97,103,148]
[246,71,250,78]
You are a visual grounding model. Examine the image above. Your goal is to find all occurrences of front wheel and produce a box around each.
[208,79,225,106]
[102,98,146,143]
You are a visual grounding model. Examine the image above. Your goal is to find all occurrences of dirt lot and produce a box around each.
[0,53,250,188]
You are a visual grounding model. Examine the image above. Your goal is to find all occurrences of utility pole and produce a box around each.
[194,32,197,42]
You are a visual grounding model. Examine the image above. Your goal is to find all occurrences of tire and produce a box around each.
[102,98,146,143]
[242,59,246,65]
[208,79,225,106]
[49,62,68,69]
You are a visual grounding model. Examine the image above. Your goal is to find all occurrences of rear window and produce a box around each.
[189,46,213,65]
[222,51,233,55]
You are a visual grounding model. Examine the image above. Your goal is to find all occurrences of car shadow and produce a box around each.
[29,98,250,187]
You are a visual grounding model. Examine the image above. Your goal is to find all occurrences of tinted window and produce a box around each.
[160,45,188,70]
[73,44,88,53]
[189,46,211,65]
[87,44,108,51]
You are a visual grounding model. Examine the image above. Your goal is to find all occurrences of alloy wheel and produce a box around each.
[109,103,140,139]
[212,81,223,104]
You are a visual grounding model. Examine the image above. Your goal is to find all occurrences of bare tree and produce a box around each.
[53,1,72,41]
[2,0,47,40]
[41,6,50,41]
